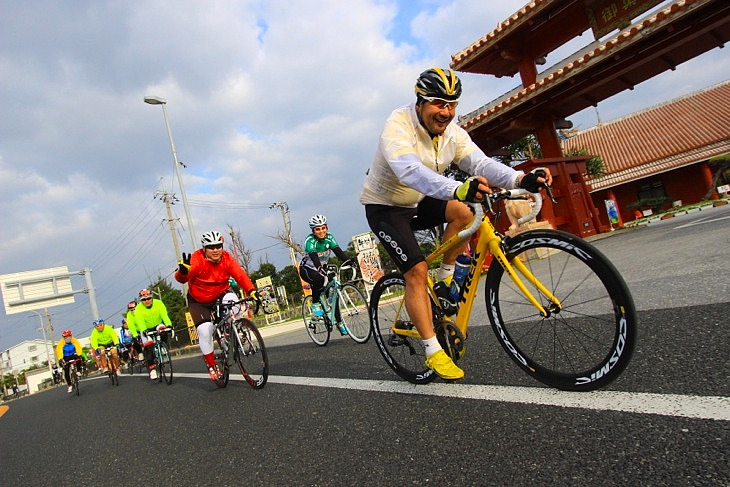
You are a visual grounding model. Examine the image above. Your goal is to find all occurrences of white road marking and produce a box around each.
[674,215,730,229]
[122,372,730,421]
[269,376,730,421]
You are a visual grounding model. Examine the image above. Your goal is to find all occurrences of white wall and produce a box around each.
[24,367,53,394]
[1,339,55,375]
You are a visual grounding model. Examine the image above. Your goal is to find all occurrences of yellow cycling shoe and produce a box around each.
[425,350,464,380]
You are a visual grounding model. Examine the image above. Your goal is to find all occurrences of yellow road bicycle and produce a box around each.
[369,188,637,391]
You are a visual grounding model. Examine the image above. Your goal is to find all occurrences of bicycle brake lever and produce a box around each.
[483,194,496,215]
[544,185,557,204]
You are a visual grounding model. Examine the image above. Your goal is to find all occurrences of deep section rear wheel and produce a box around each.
[339,283,371,343]
[370,273,436,385]
[486,229,637,391]
[302,295,330,346]
[233,319,268,389]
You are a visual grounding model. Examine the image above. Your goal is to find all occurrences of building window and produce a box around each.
[31,355,39,363]
[637,179,667,201]
[28,345,37,352]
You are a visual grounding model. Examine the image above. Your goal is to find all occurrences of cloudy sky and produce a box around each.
[1,0,727,350]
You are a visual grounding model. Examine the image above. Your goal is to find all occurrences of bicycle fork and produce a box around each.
[486,237,562,317]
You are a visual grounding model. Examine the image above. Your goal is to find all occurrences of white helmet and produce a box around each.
[308,214,327,229]
[201,230,224,248]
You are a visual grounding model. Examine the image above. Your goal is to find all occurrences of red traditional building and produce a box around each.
[563,81,730,227]
[450,0,730,236]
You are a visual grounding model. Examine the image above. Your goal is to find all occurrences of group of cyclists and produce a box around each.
[53,287,175,392]
[54,67,551,389]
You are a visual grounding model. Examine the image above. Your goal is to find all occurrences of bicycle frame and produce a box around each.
[212,296,268,388]
[318,270,342,326]
[99,346,120,371]
[396,194,561,339]
[66,358,81,395]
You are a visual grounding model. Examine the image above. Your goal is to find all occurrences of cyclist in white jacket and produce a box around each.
[360,68,551,380]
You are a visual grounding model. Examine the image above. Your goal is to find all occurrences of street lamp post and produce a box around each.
[144,96,197,250]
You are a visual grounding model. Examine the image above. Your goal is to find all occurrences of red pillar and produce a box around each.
[516,57,563,158]
[701,161,719,200]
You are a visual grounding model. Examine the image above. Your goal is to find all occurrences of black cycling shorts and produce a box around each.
[365,197,447,274]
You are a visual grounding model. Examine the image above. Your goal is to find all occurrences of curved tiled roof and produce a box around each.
[459,0,709,133]
[562,80,730,191]
[451,1,552,72]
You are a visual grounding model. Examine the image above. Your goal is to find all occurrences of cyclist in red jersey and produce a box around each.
[174,230,260,382]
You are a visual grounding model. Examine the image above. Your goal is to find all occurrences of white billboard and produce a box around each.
[0,266,76,315]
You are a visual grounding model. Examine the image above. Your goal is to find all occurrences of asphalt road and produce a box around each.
[1,204,728,486]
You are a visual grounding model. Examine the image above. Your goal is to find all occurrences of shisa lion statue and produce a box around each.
[505,198,535,234]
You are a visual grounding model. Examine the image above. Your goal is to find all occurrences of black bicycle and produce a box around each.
[79,360,89,380]
[64,357,83,396]
[145,327,173,385]
[100,346,119,386]
[121,341,144,375]
[212,297,268,389]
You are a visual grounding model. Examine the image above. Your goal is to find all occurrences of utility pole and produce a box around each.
[44,308,55,354]
[228,228,240,262]
[156,190,188,299]
[270,201,298,268]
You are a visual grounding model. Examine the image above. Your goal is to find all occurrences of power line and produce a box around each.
[187,199,271,210]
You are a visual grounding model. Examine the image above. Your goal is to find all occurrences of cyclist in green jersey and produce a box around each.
[90,319,121,373]
[135,289,173,380]
[299,214,354,335]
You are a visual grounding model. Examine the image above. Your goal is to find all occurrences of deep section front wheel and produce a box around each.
[302,295,330,346]
[369,273,436,385]
[233,319,268,389]
[339,283,371,344]
[486,229,637,391]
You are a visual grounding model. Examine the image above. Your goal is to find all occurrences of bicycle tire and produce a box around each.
[72,365,79,396]
[233,319,268,389]
[214,332,230,388]
[302,295,330,346]
[158,342,173,385]
[486,229,637,391]
[109,361,119,386]
[154,346,163,383]
[370,273,437,385]
[338,283,371,343]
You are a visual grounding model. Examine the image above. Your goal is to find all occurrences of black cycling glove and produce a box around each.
[519,168,548,193]
[178,252,191,274]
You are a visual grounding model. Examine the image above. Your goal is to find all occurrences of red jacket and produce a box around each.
[175,249,255,303]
